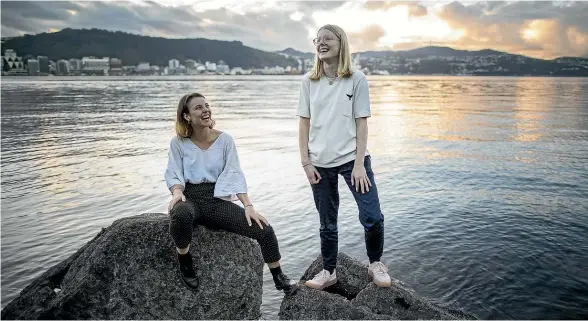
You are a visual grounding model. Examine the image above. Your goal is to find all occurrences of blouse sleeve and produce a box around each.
[164,136,186,193]
[214,134,248,201]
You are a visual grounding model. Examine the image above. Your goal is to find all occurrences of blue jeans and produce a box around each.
[310,155,385,272]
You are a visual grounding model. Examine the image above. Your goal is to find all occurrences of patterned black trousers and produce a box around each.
[169,182,281,263]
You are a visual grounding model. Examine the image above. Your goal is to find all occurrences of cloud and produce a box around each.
[1,1,586,58]
[363,1,427,17]
[295,1,347,12]
[436,1,588,58]
[0,1,312,52]
[347,24,387,51]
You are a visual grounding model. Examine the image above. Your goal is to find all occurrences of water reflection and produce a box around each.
[2,76,588,319]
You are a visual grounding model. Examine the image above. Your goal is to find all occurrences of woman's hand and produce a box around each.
[303,164,322,184]
[351,164,372,194]
[168,190,186,215]
[244,205,269,229]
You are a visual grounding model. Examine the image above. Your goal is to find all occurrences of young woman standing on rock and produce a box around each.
[297,24,392,290]
[165,92,298,295]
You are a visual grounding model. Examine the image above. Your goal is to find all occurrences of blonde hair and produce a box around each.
[175,93,215,138]
[309,24,353,81]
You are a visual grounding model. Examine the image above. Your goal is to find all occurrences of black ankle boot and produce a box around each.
[178,252,199,290]
[274,273,298,295]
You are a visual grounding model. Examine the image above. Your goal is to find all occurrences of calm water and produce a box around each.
[2,75,588,319]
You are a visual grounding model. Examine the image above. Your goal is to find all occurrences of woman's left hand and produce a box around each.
[244,205,269,229]
[351,164,372,194]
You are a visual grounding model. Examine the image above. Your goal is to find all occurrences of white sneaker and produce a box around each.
[368,261,392,287]
[305,269,337,290]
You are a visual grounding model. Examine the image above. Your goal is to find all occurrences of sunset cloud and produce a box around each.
[363,1,428,17]
[436,1,588,58]
[1,1,586,59]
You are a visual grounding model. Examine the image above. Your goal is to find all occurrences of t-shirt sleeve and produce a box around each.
[297,75,311,118]
[353,76,371,118]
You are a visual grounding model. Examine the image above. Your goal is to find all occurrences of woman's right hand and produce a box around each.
[168,190,186,215]
[303,164,322,184]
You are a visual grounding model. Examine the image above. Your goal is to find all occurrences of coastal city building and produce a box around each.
[110,58,122,75]
[27,59,39,75]
[2,47,586,77]
[57,59,69,75]
[37,56,49,75]
[2,49,27,75]
[82,57,109,74]
[69,58,82,71]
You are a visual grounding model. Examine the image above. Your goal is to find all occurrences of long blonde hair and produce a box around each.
[175,93,215,138]
[309,24,353,81]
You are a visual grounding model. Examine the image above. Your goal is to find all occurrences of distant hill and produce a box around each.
[2,28,586,76]
[1,28,298,68]
[276,48,314,59]
[358,46,507,59]
[279,45,513,60]
[355,46,588,76]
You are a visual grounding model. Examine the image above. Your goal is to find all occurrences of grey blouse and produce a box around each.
[164,132,247,201]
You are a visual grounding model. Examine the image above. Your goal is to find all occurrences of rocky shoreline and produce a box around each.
[280,253,475,319]
[1,213,474,320]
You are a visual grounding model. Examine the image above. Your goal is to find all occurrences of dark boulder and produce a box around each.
[1,213,264,320]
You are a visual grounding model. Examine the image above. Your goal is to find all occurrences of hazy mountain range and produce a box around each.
[2,28,587,76]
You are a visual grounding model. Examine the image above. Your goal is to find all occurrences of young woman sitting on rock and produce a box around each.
[164,92,298,295]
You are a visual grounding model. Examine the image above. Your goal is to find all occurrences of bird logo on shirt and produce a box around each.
[346,94,353,100]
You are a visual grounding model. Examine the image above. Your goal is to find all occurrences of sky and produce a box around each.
[1,1,587,59]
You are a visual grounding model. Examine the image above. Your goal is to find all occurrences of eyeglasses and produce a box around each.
[312,35,339,45]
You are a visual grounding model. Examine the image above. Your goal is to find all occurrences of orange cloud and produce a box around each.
[435,1,588,58]
[363,1,427,17]
[347,24,387,51]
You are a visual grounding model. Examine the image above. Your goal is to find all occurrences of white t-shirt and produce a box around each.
[297,70,371,168]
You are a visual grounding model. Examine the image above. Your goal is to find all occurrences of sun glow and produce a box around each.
[311,3,464,49]
[523,28,538,40]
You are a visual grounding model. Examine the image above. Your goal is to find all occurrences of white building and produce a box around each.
[216,61,230,74]
[69,58,82,71]
[352,53,362,70]
[2,49,26,75]
[230,67,252,75]
[205,62,217,71]
[184,59,197,69]
[262,66,285,75]
[169,59,180,69]
[137,62,151,72]
[57,59,70,74]
[82,57,109,71]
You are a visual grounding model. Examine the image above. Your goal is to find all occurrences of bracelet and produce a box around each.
[171,187,183,195]
[244,204,253,208]
[302,163,312,167]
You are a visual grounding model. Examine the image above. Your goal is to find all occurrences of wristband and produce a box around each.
[171,187,183,195]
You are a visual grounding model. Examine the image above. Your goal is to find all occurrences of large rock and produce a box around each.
[279,253,476,320]
[1,213,264,320]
